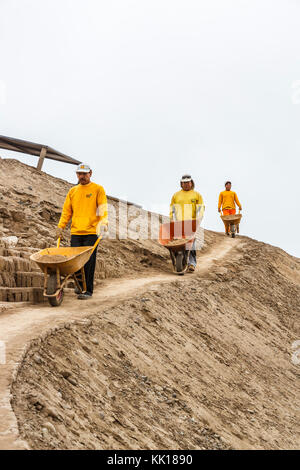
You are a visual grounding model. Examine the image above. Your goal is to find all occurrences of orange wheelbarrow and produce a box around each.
[30,237,101,306]
[158,219,199,275]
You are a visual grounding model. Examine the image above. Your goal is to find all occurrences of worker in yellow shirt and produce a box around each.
[218,181,242,235]
[170,174,205,272]
[56,163,108,299]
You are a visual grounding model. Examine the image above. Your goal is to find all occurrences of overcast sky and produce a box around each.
[0,0,299,257]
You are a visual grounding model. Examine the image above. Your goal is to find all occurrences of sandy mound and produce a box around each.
[1,157,299,450]
[11,237,300,450]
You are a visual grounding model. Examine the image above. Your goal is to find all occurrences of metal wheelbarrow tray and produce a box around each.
[221,213,242,238]
[30,237,101,307]
[158,219,200,274]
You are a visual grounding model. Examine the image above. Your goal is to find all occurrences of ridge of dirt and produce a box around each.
[0,158,299,450]
[9,236,300,450]
[0,235,235,449]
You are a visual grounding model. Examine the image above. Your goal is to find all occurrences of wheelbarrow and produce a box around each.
[30,237,101,306]
[220,210,242,238]
[158,219,199,274]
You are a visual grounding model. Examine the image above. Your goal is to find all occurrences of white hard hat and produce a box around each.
[76,163,91,173]
[181,174,192,183]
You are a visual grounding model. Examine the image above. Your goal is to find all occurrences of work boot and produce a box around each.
[77,292,92,300]
[188,265,195,272]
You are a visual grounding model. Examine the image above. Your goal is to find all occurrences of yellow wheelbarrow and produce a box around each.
[30,237,101,307]
[220,210,242,238]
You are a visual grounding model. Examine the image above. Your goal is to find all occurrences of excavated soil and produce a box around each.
[10,237,300,450]
[165,237,194,247]
[1,157,299,450]
[36,255,70,263]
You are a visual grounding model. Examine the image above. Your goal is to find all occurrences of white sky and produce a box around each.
[0,0,299,257]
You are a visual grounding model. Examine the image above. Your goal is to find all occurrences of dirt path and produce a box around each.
[0,237,241,450]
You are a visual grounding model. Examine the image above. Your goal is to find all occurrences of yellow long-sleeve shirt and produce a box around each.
[218,190,241,211]
[58,182,108,235]
[170,190,205,221]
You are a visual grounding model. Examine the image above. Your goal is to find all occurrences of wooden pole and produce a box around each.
[37,146,47,171]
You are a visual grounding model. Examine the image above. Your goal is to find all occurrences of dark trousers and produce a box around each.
[187,240,197,267]
[71,234,98,295]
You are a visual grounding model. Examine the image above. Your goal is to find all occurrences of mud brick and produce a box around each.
[17,273,25,287]
[15,272,23,287]
[13,258,21,271]
[11,273,17,287]
[2,272,15,287]
[12,257,21,271]
[21,290,28,302]
[33,288,44,303]
[0,256,5,270]
[2,272,10,286]
[15,272,43,288]
[0,288,7,301]
[14,292,22,302]
[32,273,43,288]
[0,287,45,303]
[28,290,34,302]
[22,252,32,260]
[18,258,28,271]
[25,273,31,287]
[24,273,30,287]
[5,258,14,272]
[7,290,15,302]
[12,274,17,288]
[23,260,31,271]
[30,260,40,272]
[26,273,33,287]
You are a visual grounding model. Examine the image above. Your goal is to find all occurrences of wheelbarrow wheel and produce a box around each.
[48,289,64,307]
[46,272,64,307]
[230,224,236,238]
[176,251,184,274]
[169,249,176,268]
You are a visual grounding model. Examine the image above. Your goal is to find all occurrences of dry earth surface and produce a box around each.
[0,158,299,450]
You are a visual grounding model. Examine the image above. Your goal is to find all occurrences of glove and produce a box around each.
[56,227,64,240]
[96,223,108,238]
